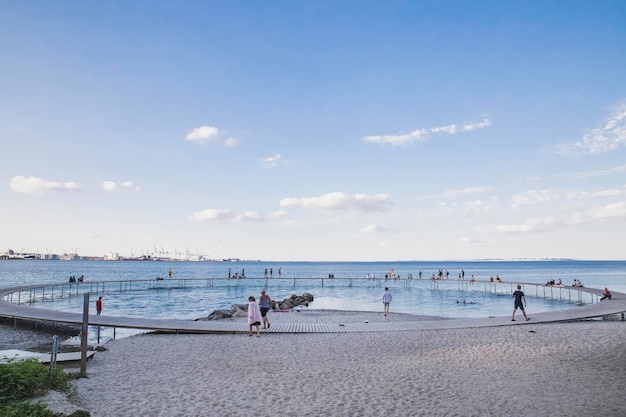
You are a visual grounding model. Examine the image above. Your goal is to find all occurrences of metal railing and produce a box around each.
[2,277,602,307]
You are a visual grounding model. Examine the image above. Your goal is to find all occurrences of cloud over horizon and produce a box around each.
[363,118,492,146]
[280,192,392,212]
[9,176,81,195]
[189,208,287,222]
[557,104,626,154]
[263,154,282,169]
[102,181,141,192]
[360,224,391,234]
[186,125,237,146]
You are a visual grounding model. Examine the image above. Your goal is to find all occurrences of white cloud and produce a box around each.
[363,118,491,147]
[511,188,622,207]
[510,190,559,207]
[224,137,238,147]
[186,125,219,144]
[267,210,288,220]
[189,208,288,222]
[557,105,626,154]
[9,176,81,195]
[102,181,116,191]
[280,192,392,212]
[496,199,626,234]
[186,125,239,147]
[263,154,282,169]
[496,217,562,233]
[564,189,621,200]
[363,128,428,146]
[360,224,390,233]
[103,181,140,192]
[423,186,491,200]
[121,181,140,192]
[189,209,237,222]
[431,124,457,134]
[464,199,491,214]
[591,201,626,219]
[554,164,626,180]
[462,118,492,131]
[242,211,261,221]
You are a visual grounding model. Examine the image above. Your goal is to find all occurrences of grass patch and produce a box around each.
[0,357,89,417]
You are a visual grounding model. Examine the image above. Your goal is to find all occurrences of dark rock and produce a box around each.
[196,293,314,320]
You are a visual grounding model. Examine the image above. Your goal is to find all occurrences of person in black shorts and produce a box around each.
[259,290,271,329]
[511,284,530,321]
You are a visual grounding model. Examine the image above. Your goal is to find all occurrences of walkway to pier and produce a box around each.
[1,281,625,335]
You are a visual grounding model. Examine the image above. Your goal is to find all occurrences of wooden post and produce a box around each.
[80,293,89,375]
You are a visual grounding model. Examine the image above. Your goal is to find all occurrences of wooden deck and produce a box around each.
[0,349,95,364]
[1,283,625,335]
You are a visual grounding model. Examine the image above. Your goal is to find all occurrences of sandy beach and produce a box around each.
[64,311,626,417]
[3,311,626,417]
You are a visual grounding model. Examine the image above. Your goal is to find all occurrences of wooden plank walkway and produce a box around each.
[0,349,95,364]
[1,284,625,336]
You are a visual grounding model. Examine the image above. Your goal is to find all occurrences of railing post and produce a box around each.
[80,293,89,375]
[49,335,59,377]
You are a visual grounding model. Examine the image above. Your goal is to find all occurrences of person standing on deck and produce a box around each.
[96,296,103,315]
[511,285,530,321]
[248,296,262,337]
[382,287,392,316]
[259,290,271,329]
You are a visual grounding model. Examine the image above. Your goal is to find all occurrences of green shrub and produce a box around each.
[0,357,87,416]
[0,400,54,417]
[0,358,67,404]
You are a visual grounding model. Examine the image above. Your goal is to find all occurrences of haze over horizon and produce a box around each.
[1,1,625,262]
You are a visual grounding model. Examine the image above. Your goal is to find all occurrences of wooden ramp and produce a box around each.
[0,349,95,364]
[2,285,625,336]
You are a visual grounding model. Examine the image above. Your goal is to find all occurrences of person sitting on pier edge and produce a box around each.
[600,288,612,301]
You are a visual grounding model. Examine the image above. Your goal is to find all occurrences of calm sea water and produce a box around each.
[2,260,625,321]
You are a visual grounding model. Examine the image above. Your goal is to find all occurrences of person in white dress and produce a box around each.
[248,296,262,337]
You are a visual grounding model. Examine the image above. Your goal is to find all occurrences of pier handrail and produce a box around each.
[0,277,610,307]
[1,278,625,337]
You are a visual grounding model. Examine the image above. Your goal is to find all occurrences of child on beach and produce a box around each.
[248,296,262,337]
[96,296,103,315]
[382,287,392,316]
[511,284,530,321]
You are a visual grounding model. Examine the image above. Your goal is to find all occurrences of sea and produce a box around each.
[2,259,625,319]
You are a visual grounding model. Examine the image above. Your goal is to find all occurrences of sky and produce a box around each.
[1,0,626,261]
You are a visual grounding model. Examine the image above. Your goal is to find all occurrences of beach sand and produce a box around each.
[63,311,626,417]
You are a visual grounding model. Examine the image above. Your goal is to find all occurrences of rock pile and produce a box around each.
[197,292,314,321]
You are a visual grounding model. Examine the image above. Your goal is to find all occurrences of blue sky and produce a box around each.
[1,1,625,261]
